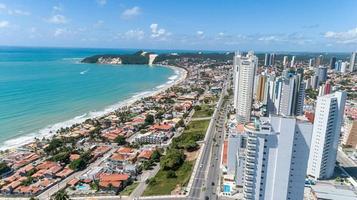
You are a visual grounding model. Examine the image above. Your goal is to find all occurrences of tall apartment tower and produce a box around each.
[267,69,305,116]
[307,91,347,180]
[329,57,336,70]
[283,56,288,68]
[290,56,296,67]
[256,74,268,103]
[233,51,258,123]
[350,52,356,72]
[264,53,270,66]
[243,116,312,200]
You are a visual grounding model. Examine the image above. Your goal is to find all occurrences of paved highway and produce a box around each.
[187,82,228,200]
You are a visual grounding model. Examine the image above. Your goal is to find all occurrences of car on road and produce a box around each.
[211,182,215,186]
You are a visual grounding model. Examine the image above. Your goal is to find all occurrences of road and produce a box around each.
[37,148,116,200]
[204,99,228,200]
[187,82,228,200]
[337,149,357,179]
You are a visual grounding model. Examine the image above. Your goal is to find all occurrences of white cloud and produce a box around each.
[124,29,145,40]
[53,5,62,12]
[196,31,205,39]
[324,27,357,44]
[0,3,30,16]
[150,23,170,40]
[96,0,107,6]
[218,32,224,36]
[0,20,9,28]
[121,6,141,19]
[53,28,73,37]
[48,14,68,24]
[258,36,279,42]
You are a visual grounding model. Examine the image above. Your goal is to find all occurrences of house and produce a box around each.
[97,173,130,191]
[56,168,74,178]
[138,149,153,161]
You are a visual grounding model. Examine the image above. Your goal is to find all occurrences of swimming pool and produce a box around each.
[76,184,90,191]
[223,184,231,193]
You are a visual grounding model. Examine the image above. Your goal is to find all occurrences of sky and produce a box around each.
[0,0,356,52]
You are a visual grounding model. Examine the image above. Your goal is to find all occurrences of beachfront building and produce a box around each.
[307,91,347,180]
[243,115,312,200]
[233,51,258,123]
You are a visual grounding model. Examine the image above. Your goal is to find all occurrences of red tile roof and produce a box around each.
[138,149,153,160]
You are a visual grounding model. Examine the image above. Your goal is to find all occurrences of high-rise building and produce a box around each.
[350,52,356,72]
[335,60,342,71]
[270,53,276,66]
[256,74,268,103]
[283,56,288,68]
[243,116,312,200]
[267,69,305,116]
[329,57,336,69]
[233,51,258,123]
[307,91,347,180]
[309,58,315,68]
[316,55,324,66]
[264,53,270,66]
[290,56,296,67]
[341,61,347,73]
[342,120,357,150]
[315,66,327,85]
[318,81,331,96]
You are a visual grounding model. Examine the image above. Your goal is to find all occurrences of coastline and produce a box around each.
[0,64,188,151]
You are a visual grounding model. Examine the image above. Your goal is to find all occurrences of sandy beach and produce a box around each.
[0,65,187,151]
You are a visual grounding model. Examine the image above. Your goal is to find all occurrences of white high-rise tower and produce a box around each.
[233,51,257,123]
[243,116,312,200]
[350,52,356,72]
[307,91,347,180]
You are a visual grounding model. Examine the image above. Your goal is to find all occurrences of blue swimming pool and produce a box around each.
[76,184,89,191]
[223,184,231,193]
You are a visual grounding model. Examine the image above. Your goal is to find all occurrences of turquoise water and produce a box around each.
[0,47,176,149]
[223,185,231,193]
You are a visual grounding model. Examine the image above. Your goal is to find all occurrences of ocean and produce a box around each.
[0,47,177,150]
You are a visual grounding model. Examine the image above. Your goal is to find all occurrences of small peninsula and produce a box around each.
[81,50,234,65]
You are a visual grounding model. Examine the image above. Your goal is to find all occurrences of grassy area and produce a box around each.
[120,182,139,196]
[172,119,210,149]
[143,119,210,196]
[192,104,214,118]
[143,160,195,196]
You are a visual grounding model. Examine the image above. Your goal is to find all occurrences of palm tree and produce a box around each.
[53,189,70,200]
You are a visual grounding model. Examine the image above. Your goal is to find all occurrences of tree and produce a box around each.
[145,114,155,125]
[160,149,185,170]
[166,170,177,178]
[151,150,161,162]
[0,162,11,175]
[50,151,70,164]
[114,135,127,145]
[53,189,70,200]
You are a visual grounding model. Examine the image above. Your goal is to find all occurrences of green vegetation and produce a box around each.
[69,151,92,171]
[49,151,71,164]
[0,162,11,175]
[160,148,185,170]
[172,119,210,151]
[114,135,127,145]
[81,51,150,64]
[145,114,155,125]
[53,189,70,200]
[143,160,194,196]
[120,182,139,196]
[306,88,318,100]
[192,104,214,118]
[143,118,209,195]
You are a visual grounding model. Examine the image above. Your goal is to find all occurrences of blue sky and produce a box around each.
[0,0,356,52]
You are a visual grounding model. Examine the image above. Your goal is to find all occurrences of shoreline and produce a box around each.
[0,64,188,152]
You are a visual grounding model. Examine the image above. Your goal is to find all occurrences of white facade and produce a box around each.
[307,91,347,180]
[233,51,257,123]
[243,116,312,200]
[350,52,356,72]
[290,56,296,67]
